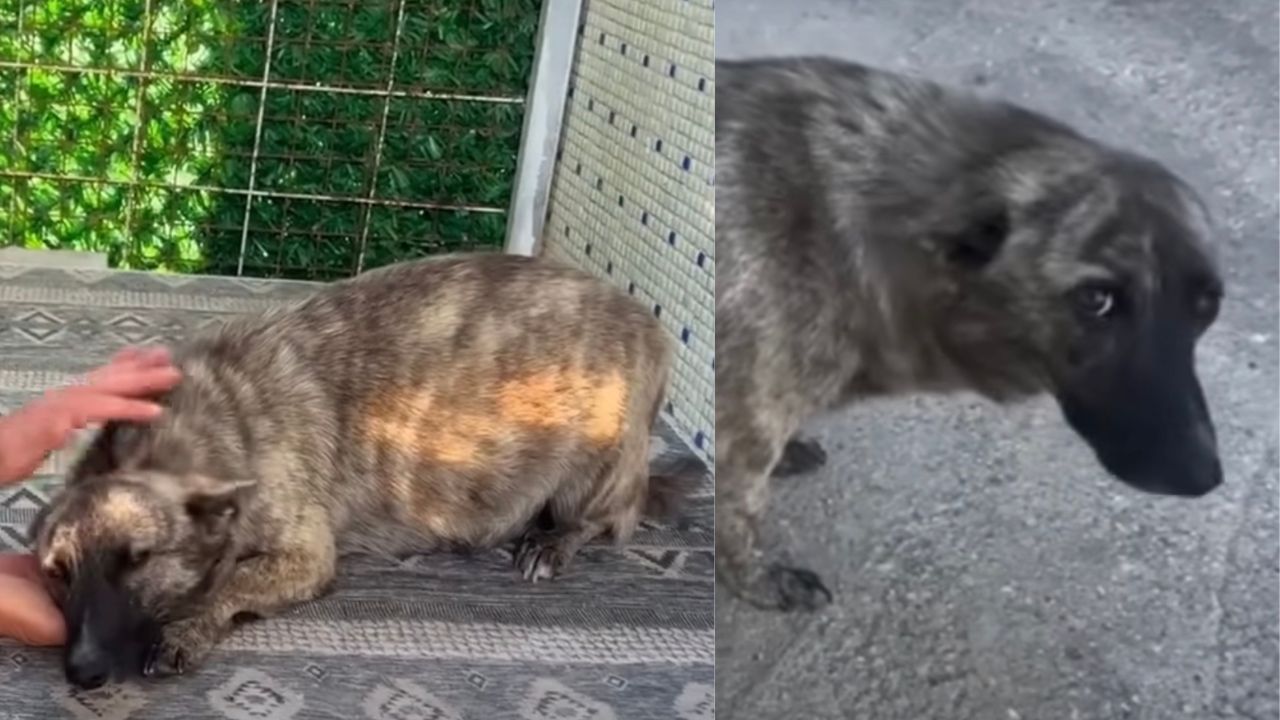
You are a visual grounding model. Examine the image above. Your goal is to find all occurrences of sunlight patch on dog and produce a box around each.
[362,368,631,466]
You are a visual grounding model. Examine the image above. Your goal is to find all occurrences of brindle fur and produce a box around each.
[32,253,692,687]
[715,56,1224,612]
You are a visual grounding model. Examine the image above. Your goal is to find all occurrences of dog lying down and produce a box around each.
[31,253,697,689]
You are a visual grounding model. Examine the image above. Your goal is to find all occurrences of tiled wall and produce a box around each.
[541,0,714,464]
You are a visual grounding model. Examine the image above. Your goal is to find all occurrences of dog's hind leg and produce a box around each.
[716,421,833,612]
[515,432,651,582]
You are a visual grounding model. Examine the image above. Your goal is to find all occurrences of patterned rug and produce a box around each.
[0,263,713,720]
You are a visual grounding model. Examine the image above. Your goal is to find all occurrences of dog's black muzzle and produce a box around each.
[61,555,160,689]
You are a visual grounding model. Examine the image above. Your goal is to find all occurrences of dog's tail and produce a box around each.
[645,453,707,521]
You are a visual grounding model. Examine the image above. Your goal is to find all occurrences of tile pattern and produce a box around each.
[541,0,715,463]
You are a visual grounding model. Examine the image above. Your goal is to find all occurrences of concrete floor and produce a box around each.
[714,2,1279,719]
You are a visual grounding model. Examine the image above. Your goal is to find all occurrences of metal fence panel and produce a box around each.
[0,0,541,279]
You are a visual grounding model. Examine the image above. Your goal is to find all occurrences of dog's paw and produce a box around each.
[513,531,572,582]
[766,564,833,611]
[142,617,222,678]
[724,561,833,612]
[772,438,828,477]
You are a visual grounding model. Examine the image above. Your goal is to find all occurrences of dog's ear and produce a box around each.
[67,421,151,483]
[184,477,256,541]
[67,422,125,480]
[927,184,1012,270]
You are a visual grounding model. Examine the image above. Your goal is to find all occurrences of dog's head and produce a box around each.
[32,439,252,689]
[923,138,1223,498]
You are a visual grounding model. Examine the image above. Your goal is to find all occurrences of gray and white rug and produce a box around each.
[0,263,713,720]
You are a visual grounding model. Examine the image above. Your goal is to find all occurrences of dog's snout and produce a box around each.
[1170,449,1223,498]
[1111,432,1222,498]
[65,635,112,690]
[60,570,162,689]
[1198,457,1223,495]
[1171,422,1223,497]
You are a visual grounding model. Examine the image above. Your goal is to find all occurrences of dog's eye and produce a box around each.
[1074,285,1118,319]
[119,547,150,570]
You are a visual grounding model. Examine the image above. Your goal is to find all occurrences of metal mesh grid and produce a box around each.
[0,0,540,279]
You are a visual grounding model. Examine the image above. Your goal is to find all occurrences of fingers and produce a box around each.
[80,359,182,400]
[109,346,146,365]
[109,345,173,369]
[0,346,181,486]
[53,345,180,426]
[0,553,44,584]
[59,392,169,426]
[94,344,177,382]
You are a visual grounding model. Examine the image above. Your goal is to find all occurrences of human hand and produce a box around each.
[0,554,63,646]
[0,346,181,646]
[0,346,183,486]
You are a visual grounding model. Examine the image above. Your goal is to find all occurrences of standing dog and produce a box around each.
[715,56,1224,612]
[32,253,690,688]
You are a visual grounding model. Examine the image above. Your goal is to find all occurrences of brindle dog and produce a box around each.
[715,56,1224,612]
[32,253,695,688]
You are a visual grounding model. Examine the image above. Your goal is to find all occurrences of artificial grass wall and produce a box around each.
[0,0,540,278]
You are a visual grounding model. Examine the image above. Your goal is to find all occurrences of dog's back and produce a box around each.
[98,253,673,552]
[38,253,682,684]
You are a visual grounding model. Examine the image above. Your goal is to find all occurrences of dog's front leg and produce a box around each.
[144,537,337,677]
[715,421,834,612]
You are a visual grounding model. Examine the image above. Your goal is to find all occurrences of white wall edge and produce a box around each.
[503,0,586,256]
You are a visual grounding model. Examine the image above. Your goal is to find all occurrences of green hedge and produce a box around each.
[0,0,539,278]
